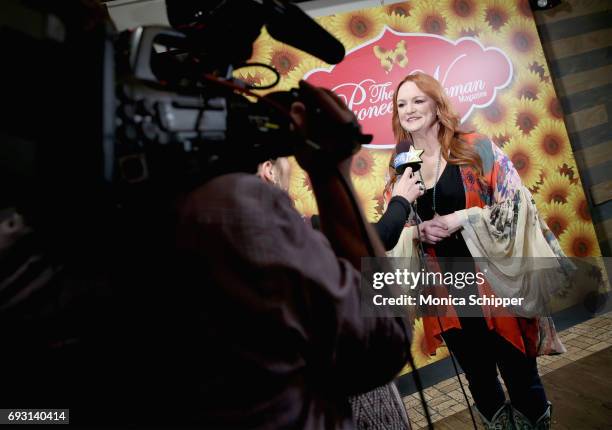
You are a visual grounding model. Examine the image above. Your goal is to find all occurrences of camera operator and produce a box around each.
[168,81,412,429]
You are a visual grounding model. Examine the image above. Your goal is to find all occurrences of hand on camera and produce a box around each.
[391,168,424,203]
[289,80,365,175]
[417,216,449,244]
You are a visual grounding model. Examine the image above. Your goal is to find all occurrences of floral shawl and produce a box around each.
[388,133,567,356]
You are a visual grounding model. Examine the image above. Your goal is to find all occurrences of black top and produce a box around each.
[415,163,471,258]
[416,163,480,311]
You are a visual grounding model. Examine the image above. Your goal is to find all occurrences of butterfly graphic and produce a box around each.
[373,40,408,74]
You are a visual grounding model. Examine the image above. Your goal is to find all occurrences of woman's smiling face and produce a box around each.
[396,81,438,134]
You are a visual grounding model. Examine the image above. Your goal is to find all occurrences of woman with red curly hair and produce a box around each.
[386,73,568,430]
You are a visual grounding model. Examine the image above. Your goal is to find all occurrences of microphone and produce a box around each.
[393,147,424,175]
[265,0,346,64]
[165,0,345,67]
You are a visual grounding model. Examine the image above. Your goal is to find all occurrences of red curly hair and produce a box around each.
[386,73,485,194]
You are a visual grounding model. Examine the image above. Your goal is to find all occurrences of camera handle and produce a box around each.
[128,26,187,82]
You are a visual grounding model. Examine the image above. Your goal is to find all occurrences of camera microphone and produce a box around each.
[266,1,345,65]
[166,0,346,66]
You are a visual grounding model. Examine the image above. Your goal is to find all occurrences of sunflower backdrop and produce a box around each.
[235,0,605,373]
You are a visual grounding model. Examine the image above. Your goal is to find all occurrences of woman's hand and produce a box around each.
[417,216,449,244]
[391,168,424,203]
[436,212,462,234]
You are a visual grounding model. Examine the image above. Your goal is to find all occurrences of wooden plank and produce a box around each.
[591,180,612,205]
[573,140,612,169]
[543,28,612,61]
[429,413,473,430]
[565,104,608,133]
[568,123,612,151]
[560,83,612,114]
[594,217,612,242]
[539,347,612,430]
[534,0,611,24]
[433,347,612,430]
[555,64,612,97]
[549,46,612,79]
[537,10,612,44]
[597,239,611,256]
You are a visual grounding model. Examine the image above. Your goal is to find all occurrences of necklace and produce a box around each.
[418,147,442,216]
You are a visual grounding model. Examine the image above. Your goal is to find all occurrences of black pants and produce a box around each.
[442,317,548,422]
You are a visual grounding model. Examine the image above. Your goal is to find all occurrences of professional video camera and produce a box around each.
[2,0,373,217]
[113,0,355,190]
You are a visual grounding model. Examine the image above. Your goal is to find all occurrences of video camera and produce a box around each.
[113,0,349,190]
[2,0,376,215]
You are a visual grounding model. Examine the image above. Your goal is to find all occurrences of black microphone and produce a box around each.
[166,0,345,66]
[265,0,346,65]
[393,147,424,175]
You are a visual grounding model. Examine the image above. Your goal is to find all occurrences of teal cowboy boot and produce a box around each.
[476,402,513,430]
[511,402,552,430]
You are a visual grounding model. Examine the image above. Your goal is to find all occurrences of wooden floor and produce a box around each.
[431,346,612,429]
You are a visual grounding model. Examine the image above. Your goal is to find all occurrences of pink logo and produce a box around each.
[305,28,513,148]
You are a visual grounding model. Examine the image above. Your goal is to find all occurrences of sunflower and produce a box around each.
[288,157,312,193]
[528,61,549,80]
[370,151,395,201]
[535,172,572,205]
[285,57,329,89]
[475,26,503,50]
[248,28,273,64]
[537,85,564,120]
[292,189,319,218]
[539,201,573,237]
[399,320,450,375]
[354,183,380,223]
[232,68,266,87]
[512,68,542,101]
[372,149,395,200]
[567,186,592,224]
[531,119,572,170]
[384,2,412,17]
[384,12,412,33]
[288,157,317,217]
[512,98,547,136]
[498,17,545,70]
[446,19,485,40]
[492,133,512,148]
[406,2,449,36]
[350,148,387,191]
[410,319,435,368]
[265,36,307,77]
[503,136,542,188]
[327,9,385,51]
[483,0,517,31]
[517,0,534,19]
[440,0,485,33]
[372,149,394,178]
[559,222,601,257]
[558,162,580,184]
[315,14,335,31]
[471,93,517,138]
[232,65,280,92]
[288,161,319,218]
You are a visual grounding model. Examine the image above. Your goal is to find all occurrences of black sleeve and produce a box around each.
[373,196,412,251]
